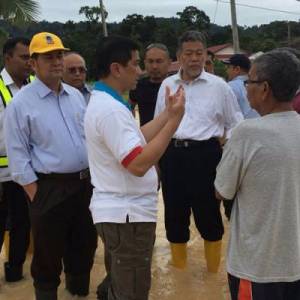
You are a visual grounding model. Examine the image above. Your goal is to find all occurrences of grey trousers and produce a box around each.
[96,222,156,300]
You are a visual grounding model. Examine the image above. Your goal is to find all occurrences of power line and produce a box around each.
[213,0,300,15]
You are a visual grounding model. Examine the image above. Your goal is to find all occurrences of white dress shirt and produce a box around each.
[1,68,21,96]
[154,70,243,140]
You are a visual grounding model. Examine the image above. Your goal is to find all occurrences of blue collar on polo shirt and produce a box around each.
[94,81,132,111]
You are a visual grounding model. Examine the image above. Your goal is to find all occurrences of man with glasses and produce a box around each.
[62,52,91,103]
[215,50,300,300]
[129,43,171,126]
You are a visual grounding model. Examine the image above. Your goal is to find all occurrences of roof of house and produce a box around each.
[207,43,232,53]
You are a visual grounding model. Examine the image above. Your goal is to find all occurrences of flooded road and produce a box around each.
[0,193,230,300]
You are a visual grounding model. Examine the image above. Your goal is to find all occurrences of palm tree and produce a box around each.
[0,0,40,23]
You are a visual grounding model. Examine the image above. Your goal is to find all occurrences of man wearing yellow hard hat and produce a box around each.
[4,32,97,300]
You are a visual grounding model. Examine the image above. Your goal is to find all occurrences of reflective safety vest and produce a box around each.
[0,75,35,168]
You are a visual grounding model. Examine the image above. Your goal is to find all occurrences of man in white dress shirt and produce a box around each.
[155,30,243,272]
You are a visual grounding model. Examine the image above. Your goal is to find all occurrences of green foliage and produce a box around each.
[177,6,210,33]
[0,0,40,23]
[1,5,299,79]
[213,59,227,79]
[79,6,106,23]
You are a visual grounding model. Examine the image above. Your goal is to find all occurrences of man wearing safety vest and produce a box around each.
[0,37,33,282]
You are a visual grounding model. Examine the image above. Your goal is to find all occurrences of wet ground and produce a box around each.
[0,193,230,300]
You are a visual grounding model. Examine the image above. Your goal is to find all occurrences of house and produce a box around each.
[207,43,248,60]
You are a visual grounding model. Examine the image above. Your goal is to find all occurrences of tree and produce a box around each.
[0,0,40,23]
[177,6,210,33]
[79,6,107,23]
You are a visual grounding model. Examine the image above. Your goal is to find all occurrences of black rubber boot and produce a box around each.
[65,273,90,296]
[96,275,110,300]
[4,262,23,282]
[35,289,57,300]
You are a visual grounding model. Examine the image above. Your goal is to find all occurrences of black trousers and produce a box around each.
[28,175,98,291]
[228,273,300,300]
[0,181,30,266]
[159,139,224,243]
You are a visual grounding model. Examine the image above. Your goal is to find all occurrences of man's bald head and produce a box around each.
[63,52,87,89]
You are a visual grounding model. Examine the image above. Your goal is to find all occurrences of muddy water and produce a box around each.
[0,193,230,300]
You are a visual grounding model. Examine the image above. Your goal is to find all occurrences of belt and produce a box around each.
[36,168,90,180]
[171,138,217,148]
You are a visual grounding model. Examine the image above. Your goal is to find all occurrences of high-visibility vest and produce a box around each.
[0,74,35,168]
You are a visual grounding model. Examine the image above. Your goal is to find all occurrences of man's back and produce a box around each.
[216,111,300,282]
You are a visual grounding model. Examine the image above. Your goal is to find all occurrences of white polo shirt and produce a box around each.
[84,90,158,224]
[155,70,243,140]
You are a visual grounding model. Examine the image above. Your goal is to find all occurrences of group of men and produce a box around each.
[0,33,97,300]
[0,29,300,300]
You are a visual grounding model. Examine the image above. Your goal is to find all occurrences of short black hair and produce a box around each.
[3,37,30,57]
[95,36,139,79]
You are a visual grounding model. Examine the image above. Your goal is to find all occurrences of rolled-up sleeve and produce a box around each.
[4,102,37,185]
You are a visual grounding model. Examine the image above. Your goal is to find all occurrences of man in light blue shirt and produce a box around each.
[4,32,97,300]
[223,54,259,119]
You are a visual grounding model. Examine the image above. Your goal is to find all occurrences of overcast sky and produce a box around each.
[38,0,300,27]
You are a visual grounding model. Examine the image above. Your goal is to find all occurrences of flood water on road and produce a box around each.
[0,193,230,300]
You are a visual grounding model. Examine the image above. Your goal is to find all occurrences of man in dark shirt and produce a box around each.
[129,43,171,126]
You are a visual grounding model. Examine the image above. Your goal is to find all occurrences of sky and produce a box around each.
[38,0,300,27]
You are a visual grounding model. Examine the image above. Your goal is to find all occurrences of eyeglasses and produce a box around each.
[244,79,266,87]
[67,67,87,74]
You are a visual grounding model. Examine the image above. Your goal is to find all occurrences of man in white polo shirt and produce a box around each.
[84,36,185,300]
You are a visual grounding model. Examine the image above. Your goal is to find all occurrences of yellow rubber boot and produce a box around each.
[204,240,222,273]
[27,231,34,255]
[4,231,9,259]
[170,243,187,269]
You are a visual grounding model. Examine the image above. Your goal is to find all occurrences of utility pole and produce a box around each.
[287,21,291,46]
[99,0,108,37]
[230,0,240,53]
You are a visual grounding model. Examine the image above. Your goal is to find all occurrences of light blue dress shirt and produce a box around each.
[4,77,89,185]
[228,75,260,119]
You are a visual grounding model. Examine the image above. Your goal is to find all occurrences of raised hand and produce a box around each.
[165,85,185,122]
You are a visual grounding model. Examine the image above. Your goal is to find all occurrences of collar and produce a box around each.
[34,77,69,99]
[93,81,132,111]
[81,84,91,95]
[1,68,16,87]
[174,68,209,84]
[232,74,248,82]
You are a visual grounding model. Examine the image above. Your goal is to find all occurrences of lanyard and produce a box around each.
[93,81,132,111]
